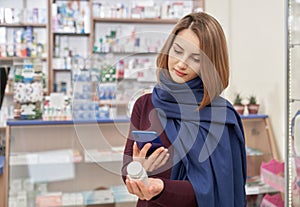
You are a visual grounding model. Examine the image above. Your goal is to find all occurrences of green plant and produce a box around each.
[234,94,243,105]
[248,95,257,105]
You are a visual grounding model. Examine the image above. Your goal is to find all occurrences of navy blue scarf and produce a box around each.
[152,72,246,207]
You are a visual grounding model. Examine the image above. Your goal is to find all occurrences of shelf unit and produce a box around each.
[0,0,49,99]
[88,2,206,114]
[242,115,280,177]
[47,0,205,94]
[1,0,206,96]
[240,114,281,206]
[48,0,93,94]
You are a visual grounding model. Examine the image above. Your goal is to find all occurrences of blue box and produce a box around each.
[0,156,4,175]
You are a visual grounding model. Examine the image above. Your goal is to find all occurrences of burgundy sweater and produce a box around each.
[122,93,197,207]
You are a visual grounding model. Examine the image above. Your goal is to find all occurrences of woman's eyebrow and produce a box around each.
[174,42,183,50]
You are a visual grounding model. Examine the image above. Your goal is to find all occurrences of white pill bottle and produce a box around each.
[127,161,149,185]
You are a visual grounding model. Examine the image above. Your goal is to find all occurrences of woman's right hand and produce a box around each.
[133,142,169,172]
[126,177,164,200]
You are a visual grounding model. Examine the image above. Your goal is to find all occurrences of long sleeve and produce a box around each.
[149,179,197,207]
[121,94,198,207]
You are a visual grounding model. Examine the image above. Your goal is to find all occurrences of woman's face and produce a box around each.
[168,29,201,83]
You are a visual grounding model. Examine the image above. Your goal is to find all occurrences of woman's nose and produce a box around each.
[176,60,188,69]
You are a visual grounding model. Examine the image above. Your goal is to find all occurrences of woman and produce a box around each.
[122,12,246,207]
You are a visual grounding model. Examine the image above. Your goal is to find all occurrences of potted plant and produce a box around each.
[247,95,260,114]
[233,93,245,115]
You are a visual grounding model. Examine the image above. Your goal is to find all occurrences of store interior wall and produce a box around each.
[206,0,287,160]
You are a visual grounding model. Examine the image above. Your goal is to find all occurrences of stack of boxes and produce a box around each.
[13,61,43,119]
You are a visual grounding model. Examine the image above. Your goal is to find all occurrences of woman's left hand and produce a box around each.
[125,177,164,201]
[133,142,169,172]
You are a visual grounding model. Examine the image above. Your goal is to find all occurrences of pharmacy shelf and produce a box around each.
[93,51,158,55]
[6,118,129,126]
[0,23,47,28]
[9,149,124,166]
[52,69,72,72]
[34,186,137,206]
[246,153,273,157]
[99,100,128,106]
[0,57,47,61]
[53,32,90,36]
[240,114,268,119]
[246,183,278,195]
[93,18,178,24]
[53,0,89,2]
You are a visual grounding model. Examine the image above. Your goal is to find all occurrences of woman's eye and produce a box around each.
[193,58,200,63]
[173,48,182,54]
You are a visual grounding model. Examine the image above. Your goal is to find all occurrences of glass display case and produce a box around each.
[287,0,300,206]
[5,119,137,207]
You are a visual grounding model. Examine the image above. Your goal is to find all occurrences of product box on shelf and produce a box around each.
[260,193,284,207]
[92,1,194,19]
[260,159,284,193]
[72,69,110,120]
[52,1,90,34]
[82,189,114,205]
[36,192,62,207]
[110,185,138,203]
[42,93,72,121]
[13,61,43,119]
[62,192,84,206]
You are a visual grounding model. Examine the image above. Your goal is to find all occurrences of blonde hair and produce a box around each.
[156,12,229,110]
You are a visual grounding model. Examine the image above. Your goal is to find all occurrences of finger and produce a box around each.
[136,180,153,200]
[126,178,133,194]
[146,183,163,200]
[130,180,145,199]
[155,153,170,170]
[139,143,152,158]
[143,147,165,171]
[147,147,166,162]
[147,148,168,171]
[133,142,140,157]
[155,149,169,164]
[147,178,164,200]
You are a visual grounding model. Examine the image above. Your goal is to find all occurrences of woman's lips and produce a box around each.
[174,69,186,77]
